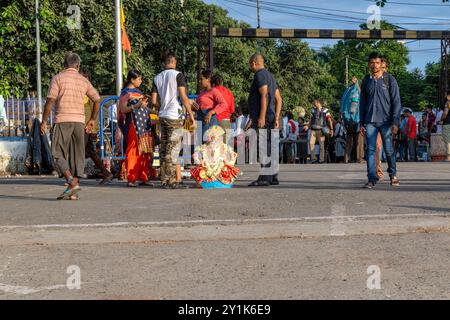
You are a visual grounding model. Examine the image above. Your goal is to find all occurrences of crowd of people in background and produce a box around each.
[276,104,445,165]
[276,72,450,168]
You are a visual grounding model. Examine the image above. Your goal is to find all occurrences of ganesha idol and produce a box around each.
[190,126,241,189]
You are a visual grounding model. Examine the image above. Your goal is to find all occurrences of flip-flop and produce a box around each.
[57,185,82,200]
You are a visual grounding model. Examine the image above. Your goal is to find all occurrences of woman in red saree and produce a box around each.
[118,70,153,187]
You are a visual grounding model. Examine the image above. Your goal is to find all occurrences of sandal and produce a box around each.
[99,173,113,185]
[390,176,400,187]
[64,194,80,201]
[57,185,82,200]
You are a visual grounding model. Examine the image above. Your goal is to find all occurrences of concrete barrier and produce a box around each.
[430,133,446,161]
[0,139,27,175]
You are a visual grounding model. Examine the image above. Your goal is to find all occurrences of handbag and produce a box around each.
[138,132,153,155]
[321,126,331,137]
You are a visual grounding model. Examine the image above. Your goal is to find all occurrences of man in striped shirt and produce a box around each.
[41,53,101,200]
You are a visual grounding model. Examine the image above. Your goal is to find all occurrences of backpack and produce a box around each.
[341,81,360,126]
[311,108,326,130]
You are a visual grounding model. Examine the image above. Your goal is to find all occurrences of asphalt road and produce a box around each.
[0,163,449,299]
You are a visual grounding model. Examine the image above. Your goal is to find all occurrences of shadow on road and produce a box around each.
[391,205,450,213]
[0,194,57,201]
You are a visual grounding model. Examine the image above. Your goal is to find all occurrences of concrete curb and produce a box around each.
[0,215,449,246]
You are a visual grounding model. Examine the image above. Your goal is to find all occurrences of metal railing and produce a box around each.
[0,96,54,139]
[99,96,125,161]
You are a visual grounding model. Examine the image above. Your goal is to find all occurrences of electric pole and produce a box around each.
[257,0,261,28]
[114,0,122,96]
[181,0,186,76]
[35,0,42,118]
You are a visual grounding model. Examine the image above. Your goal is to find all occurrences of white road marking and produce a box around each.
[330,204,347,236]
[0,283,67,295]
[0,213,448,230]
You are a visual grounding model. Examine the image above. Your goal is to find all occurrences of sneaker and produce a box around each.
[127,182,138,188]
[390,176,400,187]
[363,181,376,189]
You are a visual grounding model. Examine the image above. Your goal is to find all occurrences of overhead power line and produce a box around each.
[224,0,450,27]
[362,0,450,7]
[257,0,450,22]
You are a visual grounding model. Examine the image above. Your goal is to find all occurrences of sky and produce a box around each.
[203,0,450,72]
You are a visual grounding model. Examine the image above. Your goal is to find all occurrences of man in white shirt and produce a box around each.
[152,51,196,189]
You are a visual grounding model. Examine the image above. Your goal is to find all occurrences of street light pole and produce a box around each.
[181,0,186,75]
[35,0,42,118]
[114,0,123,96]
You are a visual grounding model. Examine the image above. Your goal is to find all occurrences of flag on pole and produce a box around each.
[120,2,131,77]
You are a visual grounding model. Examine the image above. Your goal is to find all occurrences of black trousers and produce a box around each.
[253,117,279,183]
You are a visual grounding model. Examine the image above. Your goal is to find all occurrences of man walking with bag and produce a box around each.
[304,99,333,164]
[359,52,402,189]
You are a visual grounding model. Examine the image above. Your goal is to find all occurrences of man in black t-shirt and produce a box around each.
[247,53,282,187]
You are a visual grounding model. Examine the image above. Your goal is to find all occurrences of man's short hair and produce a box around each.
[64,53,81,69]
[368,52,382,62]
[200,69,213,80]
[249,53,264,63]
[163,51,176,65]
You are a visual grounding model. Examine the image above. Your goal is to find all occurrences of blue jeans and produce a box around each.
[365,123,397,183]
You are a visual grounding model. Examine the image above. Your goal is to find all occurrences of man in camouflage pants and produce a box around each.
[152,52,196,189]
[159,118,185,186]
